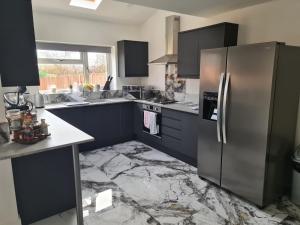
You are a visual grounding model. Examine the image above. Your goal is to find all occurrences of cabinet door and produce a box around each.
[178,23,238,79]
[133,103,143,137]
[84,104,121,148]
[120,103,134,140]
[12,147,76,224]
[182,113,198,160]
[162,109,198,165]
[178,30,200,78]
[118,41,149,77]
[0,0,39,86]
[125,41,148,77]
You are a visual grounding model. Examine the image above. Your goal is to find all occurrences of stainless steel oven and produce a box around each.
[142,104,161,138]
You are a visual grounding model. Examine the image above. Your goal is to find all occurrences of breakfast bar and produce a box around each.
[0,109,94,225]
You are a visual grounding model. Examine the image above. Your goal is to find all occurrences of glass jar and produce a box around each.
[6,109,22,131]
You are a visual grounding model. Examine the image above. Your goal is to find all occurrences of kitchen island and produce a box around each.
[0,109,94,225]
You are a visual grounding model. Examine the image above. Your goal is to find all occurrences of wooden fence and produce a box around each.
[39,73,107,90]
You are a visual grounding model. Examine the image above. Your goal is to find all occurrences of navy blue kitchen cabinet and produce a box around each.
[48,103,134,152]
[134,103,198,166]
[121,102,134,140]
[12,147,76,225]
[178,22,238,79]
[0,0,40,87]
[161,108,198,166]
[117,40,149,77]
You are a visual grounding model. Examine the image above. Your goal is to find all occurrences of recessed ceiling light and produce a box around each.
[70,0,102,10]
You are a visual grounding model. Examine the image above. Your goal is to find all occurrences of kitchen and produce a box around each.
[1,0,300,225]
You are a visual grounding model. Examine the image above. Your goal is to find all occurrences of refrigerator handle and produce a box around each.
[217,73,225,143]
[222,73,230,144]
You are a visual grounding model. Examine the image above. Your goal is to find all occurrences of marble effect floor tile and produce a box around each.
[79,141,300,225]
[80,163,160,225]
[31,141,300,225]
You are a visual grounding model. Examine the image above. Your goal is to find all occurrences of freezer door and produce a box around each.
[221,43,278,206]
[198,48,227,185]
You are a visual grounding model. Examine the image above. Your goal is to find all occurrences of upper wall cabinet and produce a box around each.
[0,0,39,87]
[117,40,149,77]
[178,23,238,79]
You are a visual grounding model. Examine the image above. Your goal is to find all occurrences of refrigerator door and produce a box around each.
[198,48,227,185]
[221,42,278,206]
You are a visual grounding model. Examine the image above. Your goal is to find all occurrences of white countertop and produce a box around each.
[0,109,94,160]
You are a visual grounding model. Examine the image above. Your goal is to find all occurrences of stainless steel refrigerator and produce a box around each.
[198,42,300,207]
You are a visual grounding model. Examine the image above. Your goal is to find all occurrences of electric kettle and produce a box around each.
[34,92,45,108]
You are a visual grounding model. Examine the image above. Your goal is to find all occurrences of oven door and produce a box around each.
[143,110,162,138]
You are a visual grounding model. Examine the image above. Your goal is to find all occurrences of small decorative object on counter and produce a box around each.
[31,109,38,123]
[6,110,50,145]
[23,111,33,126]
[40,119,49,135]
[94,84,101,92]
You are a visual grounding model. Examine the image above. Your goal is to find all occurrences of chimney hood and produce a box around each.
[149,15,180,65]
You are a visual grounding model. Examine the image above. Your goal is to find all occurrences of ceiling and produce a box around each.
[32,0,157,25]
[112,0,275,17]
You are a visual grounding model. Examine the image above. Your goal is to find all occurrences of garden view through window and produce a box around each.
[37,47,110,91]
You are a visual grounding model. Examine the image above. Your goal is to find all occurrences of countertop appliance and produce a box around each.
[3,86,33,111]
[34,92,45,108]
[198,42,300,207]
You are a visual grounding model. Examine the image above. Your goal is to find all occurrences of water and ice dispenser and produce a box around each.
[202,92,218,121]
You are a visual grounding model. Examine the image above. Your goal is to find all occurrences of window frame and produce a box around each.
[36,42,112,87]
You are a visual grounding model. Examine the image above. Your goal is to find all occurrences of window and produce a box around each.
[36,43,111,92]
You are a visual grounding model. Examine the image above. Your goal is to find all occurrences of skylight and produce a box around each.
[70,0,102,10]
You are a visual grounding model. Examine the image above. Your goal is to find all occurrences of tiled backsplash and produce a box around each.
[165,64,187,100]
[43,90,123,104]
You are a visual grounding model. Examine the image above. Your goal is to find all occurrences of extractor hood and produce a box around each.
[149,15,180,65]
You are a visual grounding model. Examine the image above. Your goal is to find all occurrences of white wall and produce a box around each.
[33,11,143,90]
[140,0,300,94]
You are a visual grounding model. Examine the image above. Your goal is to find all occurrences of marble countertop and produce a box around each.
[46,98,199,115]
[45,98,132,110]
[0,109,94,160]
[134,100,199,115]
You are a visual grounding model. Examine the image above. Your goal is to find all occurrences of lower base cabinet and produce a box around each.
[161,108,198,166]
[49,102,198,165]
[12,147,76,225]
[48,103,134,152]
[134,103,198,166]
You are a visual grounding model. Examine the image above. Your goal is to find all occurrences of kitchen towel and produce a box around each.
[144,110,150,128]
[148,111,158,135]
